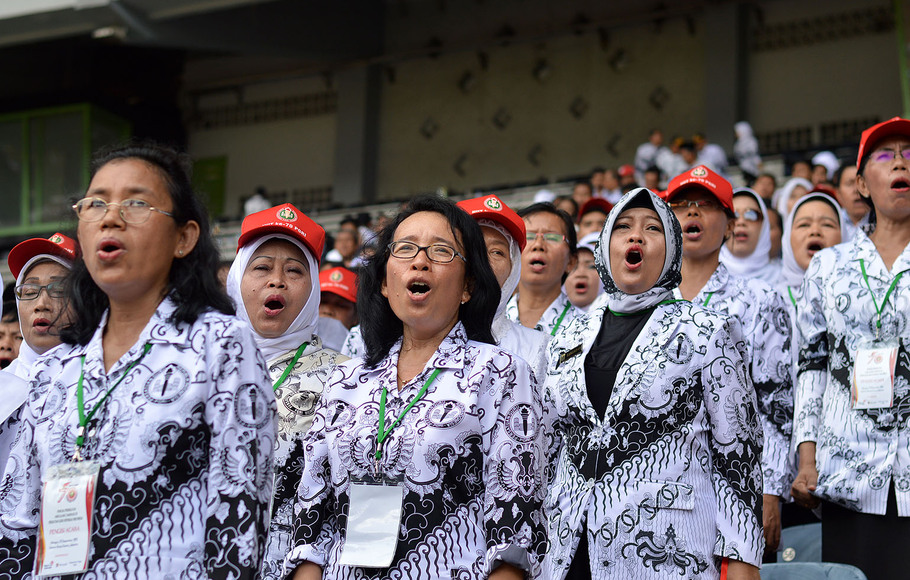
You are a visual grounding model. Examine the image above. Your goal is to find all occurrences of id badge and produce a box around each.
[852,340,899,410]
[338,474,404,568]
[36,462,99,577]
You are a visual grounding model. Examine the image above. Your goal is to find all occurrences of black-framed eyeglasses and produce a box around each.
[734,209,762,222]
[526,232,567,244]
[72,198,174,224]
[388,241,466,264]
[15,282,65,301]
[668,199,721,210]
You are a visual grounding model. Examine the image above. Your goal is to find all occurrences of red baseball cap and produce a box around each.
[663,165,735,213]
[618,164,635,178]
[237,203,325,262]
[456,194,527,251]
[857,117,910,168]
[578,198,614,220]
[319,267,357,303]
[8,232,78,280]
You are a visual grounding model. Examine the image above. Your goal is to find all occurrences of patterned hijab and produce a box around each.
[595,188,683,314]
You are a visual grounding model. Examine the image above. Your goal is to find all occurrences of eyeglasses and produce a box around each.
[668,199,721,211]
[72,198,174,224]
[15,282,65,301]
[870,149,910,163]
[388,241,466,264]
[734,209,762,222]
[526,232,567,244]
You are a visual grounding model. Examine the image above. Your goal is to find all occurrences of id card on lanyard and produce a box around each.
[36,462,100,576]
[852,260,904,409]
[339,369,441,568]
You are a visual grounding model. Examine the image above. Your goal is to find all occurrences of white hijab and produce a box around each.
[478,219,522,343]
[8,255,73,380]
[719,188,777,282]
[225,234,321,362]
[779,192,848,288]
[594,188,682,314]
[773,177,813,219]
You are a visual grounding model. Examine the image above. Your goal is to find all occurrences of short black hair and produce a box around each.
[518,202,578,284]
[358,194,499,368]
[552,195,579,219]
[61,140,233,345]
[834,162,857,187]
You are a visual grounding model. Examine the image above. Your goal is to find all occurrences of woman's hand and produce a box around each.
[790,441,820,509]
[762,494,781,554]
[725,559,760,580]
[488,562,525,580]
[291,561,323,580]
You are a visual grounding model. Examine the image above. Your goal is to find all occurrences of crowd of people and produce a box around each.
[0,116,907,580]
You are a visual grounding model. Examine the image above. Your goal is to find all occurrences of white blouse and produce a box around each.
[286,322,547,579]
[0,298,276,579]
[795,231,910,515]
[506,291,582,337]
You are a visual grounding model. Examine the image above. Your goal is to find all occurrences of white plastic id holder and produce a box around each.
[36,462,99,577]
[338,474,404,568]
[852,340,899,410]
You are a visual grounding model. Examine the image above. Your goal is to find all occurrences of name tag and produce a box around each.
[36,462,99,577]
[338,478,403,568]
[852,342,899,410]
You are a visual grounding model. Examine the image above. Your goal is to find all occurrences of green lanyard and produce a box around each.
[550,302,572,336]
[272,342,309,392]
[702,291,715,307]
[73,343,152,461]
[374,368,441,468]
[787,286,798,309]
[859,259,905,338]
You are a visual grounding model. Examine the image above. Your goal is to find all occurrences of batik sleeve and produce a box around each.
[479,352,547,576]
[702,316,764,567]
[0,401,41,579]
[204,320,276,580]
[794,255,830,445]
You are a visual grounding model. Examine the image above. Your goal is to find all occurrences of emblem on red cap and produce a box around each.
[330,270,343,282]
[484,197,502,211]
[49,234,64,244]
[277,207,297,221]
[691,167,708,178]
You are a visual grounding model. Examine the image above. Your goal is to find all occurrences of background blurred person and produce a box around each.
[773,176,813,219]
[317,266,358,351]
[720,188,780,283]
[287,194,546,580]
[564,232,603,311]
[508,203,581,335]
[6,233,76,380]
[767,207,784,262]
[753,172,777,203]
[553,195,579,220]
[572,180,594,210]
[0,307,21,368]
[835,163,870,241]
[734,121,762,186]
[458,194,550,381]
[576,198,613,239]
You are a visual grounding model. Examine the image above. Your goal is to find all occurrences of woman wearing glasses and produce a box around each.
[542,188,762,579]
[719,188,780,283]
[0,142,275,578]
[506,203,581,336]
[791,118,910,577]
[223,203,349,580]
[663,166,793,562]
[287,195,546,580]
[5,233,77,380]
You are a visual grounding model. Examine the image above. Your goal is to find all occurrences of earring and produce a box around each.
[178,250,184,256]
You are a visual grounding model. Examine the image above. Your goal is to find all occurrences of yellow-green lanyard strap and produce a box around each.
[787,287,798,309]
[74,343,152,459]
[550,302,572,336]
[272,342,309,392]
[859,259,904,336]
[375,368,441,465]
